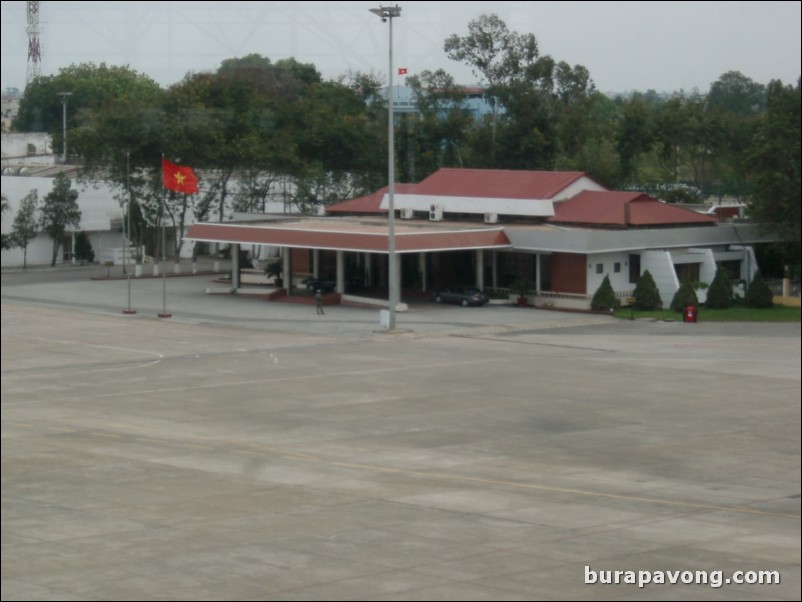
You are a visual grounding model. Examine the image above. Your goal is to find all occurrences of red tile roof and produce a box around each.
[549,191,716,227]
[328,169,602,215]
[414,168,593,199]
[327,184,418,214]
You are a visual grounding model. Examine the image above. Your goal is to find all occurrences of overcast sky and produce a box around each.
[2,1,800,96]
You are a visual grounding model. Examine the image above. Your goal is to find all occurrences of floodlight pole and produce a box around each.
[370,4,401,331]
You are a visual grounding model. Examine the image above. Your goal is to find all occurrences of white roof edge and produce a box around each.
[380,194,555,217]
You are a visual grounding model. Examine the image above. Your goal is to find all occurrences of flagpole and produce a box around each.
[158,154,171,319]
[123,151,136,314]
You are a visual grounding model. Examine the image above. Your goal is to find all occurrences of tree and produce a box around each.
[706,268,734,309]
[73,231,94,264]
[40,174,81,266]
[749,79,801,274]
[444,14,552,164]
[404,70,472,179]
[632,270,662,310]
[744,272,774,308]
[616,94,655,183]
[670,280,699,313]
[591,275,619,311]
[1,194,11,250]
[11,190,39,268]
[15,63,163,156]
[708,71,766,117]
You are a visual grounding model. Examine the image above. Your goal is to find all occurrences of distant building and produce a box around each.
[384,84,497,122]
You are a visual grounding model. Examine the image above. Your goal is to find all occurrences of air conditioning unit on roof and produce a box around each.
[429,204,443,221]
[484,212,498,224]
[313,204,326,217]
[400,208,415,219]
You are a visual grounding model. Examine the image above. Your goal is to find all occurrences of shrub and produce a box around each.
[632,270,662,310]
[512,277,534,298]
[591,275,619,311]
[74,231,95,264]
[706,268,734,309]
[744,272,773,308]
[670,280,699,312]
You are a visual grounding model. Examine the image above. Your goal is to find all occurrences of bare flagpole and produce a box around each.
[123,151,137,314]
[158,154,171,318]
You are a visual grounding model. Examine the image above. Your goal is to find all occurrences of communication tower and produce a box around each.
[26,1,42,84]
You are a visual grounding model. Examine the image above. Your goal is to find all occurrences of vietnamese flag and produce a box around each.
[162,157,199,194]
[398,67,407,75]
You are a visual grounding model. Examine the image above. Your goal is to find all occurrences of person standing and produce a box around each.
[316,289,325,315]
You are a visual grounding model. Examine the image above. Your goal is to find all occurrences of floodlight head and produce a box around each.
[369,5,401,21]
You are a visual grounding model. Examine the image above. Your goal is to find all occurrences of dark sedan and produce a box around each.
[433,287,489,307]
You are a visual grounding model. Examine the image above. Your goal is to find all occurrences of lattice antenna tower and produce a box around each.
[26,1,42,84]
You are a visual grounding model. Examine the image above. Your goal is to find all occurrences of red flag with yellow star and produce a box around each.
[162,158,199,194]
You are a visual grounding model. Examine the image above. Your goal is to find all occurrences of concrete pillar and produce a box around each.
[336,250,345,293]
[232,243,240,290]
[313,249,320,279]
[476,250,485,290]
[419,252,427,292]
[282,248,291,293]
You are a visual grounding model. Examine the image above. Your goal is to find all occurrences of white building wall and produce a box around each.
[1,174,124,267]
[729,245,758,282]
[551,176,608,201]
[642,250,679,306]
[1,133,54,160]
[685,248,717,303]
[586,252,632,296]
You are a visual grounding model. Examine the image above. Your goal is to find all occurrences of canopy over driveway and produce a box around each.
[184,218,510,254]
[184,217,511,297]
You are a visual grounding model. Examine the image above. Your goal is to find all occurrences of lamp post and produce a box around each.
[57,92,72,163]
[369,4,401,331]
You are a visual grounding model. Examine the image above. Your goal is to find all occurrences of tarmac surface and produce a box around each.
[2,261,800,600]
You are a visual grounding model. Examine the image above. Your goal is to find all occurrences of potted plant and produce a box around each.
[512,277,534,307]
[264,260,283,287]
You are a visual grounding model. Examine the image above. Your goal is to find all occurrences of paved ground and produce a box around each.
[2,264,800,600]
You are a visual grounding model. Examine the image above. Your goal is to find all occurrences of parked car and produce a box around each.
[433,287,489,307]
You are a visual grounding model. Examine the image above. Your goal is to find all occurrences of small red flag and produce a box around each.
[162,158,199,194]
[398,67,408,75]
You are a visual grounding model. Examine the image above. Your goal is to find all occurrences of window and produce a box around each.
[718,260,741,280]
[629,254,641,284]
[675,263,701,283]
[614,262,621,273]
[596,263,603,274]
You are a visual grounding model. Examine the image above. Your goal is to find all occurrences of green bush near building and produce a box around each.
[745,272,774,308]
[591,275,619,311]
[632,270,662,310]
[670,280,699,312]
